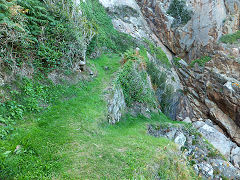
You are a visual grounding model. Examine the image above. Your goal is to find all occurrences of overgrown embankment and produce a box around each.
[0,54,198,179]
[0,0,135,136]
[0,0,216,179]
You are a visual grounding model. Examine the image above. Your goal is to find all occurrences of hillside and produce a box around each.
[0,0,240,179]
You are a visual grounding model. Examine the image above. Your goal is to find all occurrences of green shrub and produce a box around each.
[189,56,211,67]
[167,0,192,26]
[0,116,15,139]
[220,30,240,44]
[0,0,96,73]
[117,50,155,107]
[173,57,182,68]
[0,76,77,121]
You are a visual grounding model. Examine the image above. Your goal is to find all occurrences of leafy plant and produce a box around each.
[189,56,211,67]
[220,30,240,44]
[173,57,182,68]
[0,116,15,139]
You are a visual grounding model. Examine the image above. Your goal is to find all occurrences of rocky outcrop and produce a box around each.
[136,0,240,60]
[148,123,240,179]
[100,0,240,171]
[175,55,240,145]
[193,120,240,168]
[107,84,126,124]
[99,0,183,120]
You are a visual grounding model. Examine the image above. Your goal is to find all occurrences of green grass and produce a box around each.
[0,54,197,179]
[220,30,240,44]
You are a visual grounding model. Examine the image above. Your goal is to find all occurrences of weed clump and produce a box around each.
[220,30,240,44]
[189,56,211,67]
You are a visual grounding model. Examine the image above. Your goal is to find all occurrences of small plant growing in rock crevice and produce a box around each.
[189,56,211,67]
[144,39,171,69]
[220,30,240,44]
[167,0,192,27]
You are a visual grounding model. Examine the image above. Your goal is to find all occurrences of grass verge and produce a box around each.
[1,54,197,179]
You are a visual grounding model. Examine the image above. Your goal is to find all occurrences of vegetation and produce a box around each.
[0,0,136,134]
[0,0,134,76]
[81,0,136,54]
[0,0,96,73]
[173,57,182,68]
[144,39,172,68]
[117,49,156,107]
[0,54,198,179]
[220,30,240,44]
[167,0,192,27]
[146,61,174,116]
[189,56,211,67]
[0,0,225,179]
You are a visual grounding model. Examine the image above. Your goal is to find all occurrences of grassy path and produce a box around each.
[0,54,197,179]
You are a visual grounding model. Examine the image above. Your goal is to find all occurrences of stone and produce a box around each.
[231,146,240,168]
[205,99,240,145]
[174,132,186,149]
[204,119,213,127]
[232,48,239,57]
[147,123,240,178]
[79,61,86,65]
[197,162,214,179]
[165,128,177,140]
[192,121,205,129]
[178,59,188,67]
[104,66,110,71]
[210,159,240,179]
[14,145,22,154]
[198,123,234,159]
[107,84,126,124]
[89,71,94,76]
[137,0,240,60]
[183,117,191,123]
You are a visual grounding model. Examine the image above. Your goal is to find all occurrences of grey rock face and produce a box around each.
[136,0,240,60]
[174,132,186,149]
[198,123,234,159]
[210,159,240,179]
[197,162,214,179]
[231,146,240,168]
[107,84,126,124]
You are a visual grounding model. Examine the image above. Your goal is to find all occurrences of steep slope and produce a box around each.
[136,0,240,60]
[99,0,240,177]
